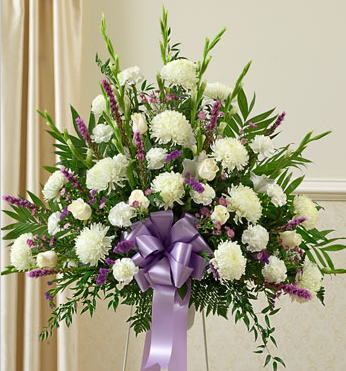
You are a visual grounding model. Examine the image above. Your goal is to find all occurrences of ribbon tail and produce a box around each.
[144,284,176,370]
[168,281,191,371]
[141,331,160,371]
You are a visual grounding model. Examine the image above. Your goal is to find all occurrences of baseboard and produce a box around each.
[295,179,346,201]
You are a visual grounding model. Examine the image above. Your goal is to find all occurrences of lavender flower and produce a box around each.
[96,268,109,286]
[28,269,59,278]
[266,111,286,135]
[113,240,136,254]
[184,173,205,193]
[134,130,147,187]
[165,150,183,163]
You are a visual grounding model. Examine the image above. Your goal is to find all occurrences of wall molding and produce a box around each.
[295,179,346,201]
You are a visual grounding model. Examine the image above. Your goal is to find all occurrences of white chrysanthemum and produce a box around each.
[75,223,113,266]
[241,225,269,252]
[190,184,216,205]
[226,184,262,224]
[160,59,197,89]
[118,66,143,86]
[249,135,275,159]
[295,260,323,300]
[212,241,246,281]
[112,258,139,285]
[146,147,168,170]
[150,110,196,148]
[108,202,136,227]
[91,94,107,116]
[48,212,61,236]
[10,233,34,271]
[280,230,302,248]
[42,171,66,201]
[211,137,249,172]
[151,172,185,209]
[250,172,275,193]
[91,124,113,143]
[262,256,287,283]
[266,183,287,207]
[86,155,129,192]
[293,195,318,230]
[204,82,232,101]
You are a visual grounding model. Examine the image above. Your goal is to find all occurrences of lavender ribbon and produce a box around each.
[122,211,211,371]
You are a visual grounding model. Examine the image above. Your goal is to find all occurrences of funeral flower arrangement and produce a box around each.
[2,8,346,370]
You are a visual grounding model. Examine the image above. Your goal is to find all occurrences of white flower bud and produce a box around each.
[197,158,219,181]
[211,205,229,225]
[280,231,302,248]
[68,198,92,220]
[131,113,148,134]
[129,190,150,210]
[37,251,58,269]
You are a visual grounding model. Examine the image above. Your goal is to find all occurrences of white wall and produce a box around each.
[75,1,346,370]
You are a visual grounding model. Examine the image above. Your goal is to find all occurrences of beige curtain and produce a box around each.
[1,1,82,370]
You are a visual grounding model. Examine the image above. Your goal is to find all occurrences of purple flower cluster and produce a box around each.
[28,268,59,278]
[204,100,222,150]
[75,118,92,144]
[134,130,147,187]
[208,256,219,279]
[102,79,130,151]
[255,251,270,264]
[44,292,54,301]
[3,195,41,217]
[266,111,286,136]
[61,168,81,189]
[184,173,205,193]
[113,240,136,254]
[282,284,312,301]
[105,257,115,266]
[278,216,307,231]
[96,268,109,286]
[166,150,183,163]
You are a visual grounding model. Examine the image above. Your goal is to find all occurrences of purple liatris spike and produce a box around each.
[266,111,286,135]
[96,268,109,286]
[75,118,91,144]
[134,130,147,187]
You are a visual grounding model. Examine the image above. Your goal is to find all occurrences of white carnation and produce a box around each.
[75,223,113,266]
[128,190,150,210]
[112,258,139,285]
[190,184,216,205]
[211,205,230,225]
[10,233,34,271]
[293,195,318,230]
[86,154,129,192]
[250,173,275,193]
[48,212,61,236]
[212,241,246,281]
[42,171,66,201]
[108,202,136,228]
[204,82,232,101]
[91,124,113,143]
[91,94,107,116]
[226,184,262,224]
[150,110,196,148]
[266,183,287,207]
[262,256,287,283]
[295,260,322,300]
[118,66,143,86]
[160,59,197,89]
[211,137,249,172]
[146,147,168,170]
[242,225,269,252]
[249,135,275,159]
[280,230,302,248]
[151,172,185,209]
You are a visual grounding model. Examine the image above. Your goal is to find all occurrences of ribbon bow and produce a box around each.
[122,211,211,371]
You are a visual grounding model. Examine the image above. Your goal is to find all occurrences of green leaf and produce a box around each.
[274,357,286,367]
[248,92,256,115]
[284,176,305,194]
[273,361,278,371]
[264,354,271,367]
[247,108,275,125]
[70,105,84,141]
[270,336,277,347]
[320,244,346,252]
[177,283,188,300]
[237,89,248,120]
[26,190,45,208]
[42,166,59,173]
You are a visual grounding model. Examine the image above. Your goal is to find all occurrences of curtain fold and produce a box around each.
[1,1,83,370]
